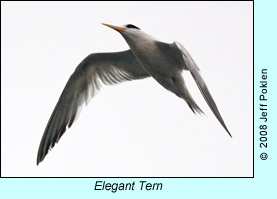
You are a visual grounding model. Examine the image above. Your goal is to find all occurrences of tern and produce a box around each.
[37,23,231,165]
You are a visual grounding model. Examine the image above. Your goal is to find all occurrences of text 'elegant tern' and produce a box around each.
[37,23,231,165]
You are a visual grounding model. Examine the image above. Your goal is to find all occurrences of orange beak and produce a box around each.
[102,23,126,32]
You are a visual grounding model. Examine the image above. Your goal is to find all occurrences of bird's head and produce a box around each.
[102,23,156,47]
[102,23,141,33]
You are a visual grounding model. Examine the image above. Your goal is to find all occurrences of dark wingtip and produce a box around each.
[227,130,233,138]
[223,125,232,138]
[37,148,47,166]
[36,155,42,166]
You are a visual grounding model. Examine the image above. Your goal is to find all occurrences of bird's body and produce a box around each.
[37,23,231,165]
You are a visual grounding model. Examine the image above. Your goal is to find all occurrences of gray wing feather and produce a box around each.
[37,50,149,164]
[174,42,232,137]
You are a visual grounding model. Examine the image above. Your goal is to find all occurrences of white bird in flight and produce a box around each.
[37,23,231,165]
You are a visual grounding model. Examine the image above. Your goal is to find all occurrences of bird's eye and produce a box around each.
[126,24,140,29]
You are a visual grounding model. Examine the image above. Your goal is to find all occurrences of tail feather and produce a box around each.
[187,100,204,115]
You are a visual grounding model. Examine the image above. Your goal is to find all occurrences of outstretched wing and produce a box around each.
[37,50,150,164]
[174,42,232,137]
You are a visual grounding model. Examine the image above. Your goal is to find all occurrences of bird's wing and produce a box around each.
[37,50,150,164]
[174,42,231,137]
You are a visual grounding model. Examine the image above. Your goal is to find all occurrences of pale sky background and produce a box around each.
[1,1,253,177]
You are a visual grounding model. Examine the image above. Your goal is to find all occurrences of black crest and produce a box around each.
[126,24,140,30]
